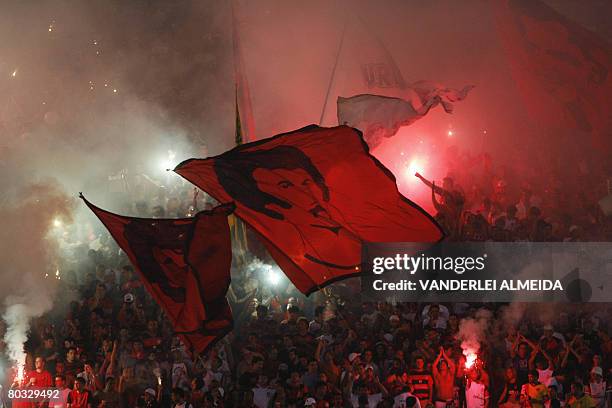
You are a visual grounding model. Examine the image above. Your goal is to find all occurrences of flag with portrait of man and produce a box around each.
[81,195,234,354]
[174,125,444,295]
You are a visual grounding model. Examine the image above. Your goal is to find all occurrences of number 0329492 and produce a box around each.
[8,388,63,402]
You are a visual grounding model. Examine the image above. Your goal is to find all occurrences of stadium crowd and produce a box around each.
[1,147,611,408]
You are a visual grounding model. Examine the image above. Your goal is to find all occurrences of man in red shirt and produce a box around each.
[22,356,53,407]
[26,356,53,388]
[67,377,92,408]
[408,355,433,406]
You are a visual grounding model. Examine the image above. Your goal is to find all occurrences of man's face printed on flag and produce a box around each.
[214,145,360,270]
[123,220,189,303]
[252,167,337,231]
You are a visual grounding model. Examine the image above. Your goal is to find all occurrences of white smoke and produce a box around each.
[3,301,53,380]
[499,303,558,334]
[500,302,527,331]
[457,308,492,368]
[0,0,230,382]
[0,181,73,380]
[246,257,284,288]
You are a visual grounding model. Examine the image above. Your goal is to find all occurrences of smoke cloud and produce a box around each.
[243,257,285,289]
[458,308,492,367]
[1,0,233,376]
[0,181,73,378]
[1,0,609,378]
[500,302,528,330]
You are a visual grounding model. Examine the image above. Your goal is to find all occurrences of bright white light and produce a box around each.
[159,160,171,172]
[266,269,281,286]
[16,364,24,383]
[464,350,477,369]
[447,130,454,137]
[159,150,177,172]
[267,271,281,285]
[405,158,425,179]
[53,219,62,228]
[11,69,17,78]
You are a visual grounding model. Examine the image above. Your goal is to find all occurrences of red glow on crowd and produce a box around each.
[372,125,449,213]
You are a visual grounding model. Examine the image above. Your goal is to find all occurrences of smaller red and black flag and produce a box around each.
[81,195,234,354]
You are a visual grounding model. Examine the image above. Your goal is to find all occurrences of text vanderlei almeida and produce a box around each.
[370,253,563,292]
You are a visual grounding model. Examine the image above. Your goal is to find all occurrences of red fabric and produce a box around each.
[495,0,612,149]
[82,198,234,353]
[68,389,91,408]
[14,370,54,408]
[25,370,53,387]
[174,125,443,295]
[142,336,162,348]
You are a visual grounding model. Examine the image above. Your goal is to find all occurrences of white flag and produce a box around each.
[338,84,474,148]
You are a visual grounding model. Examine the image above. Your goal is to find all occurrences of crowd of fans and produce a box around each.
[1,147,611,408]
[416,147,611,242]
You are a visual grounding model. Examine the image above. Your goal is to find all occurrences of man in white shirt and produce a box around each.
[48,376,71,408]
[394,391,422,408]
[350,381,384,408]
[252,375,276,408]
[465,369,489,408]
[421,304,449,330]
[588,367,607,408]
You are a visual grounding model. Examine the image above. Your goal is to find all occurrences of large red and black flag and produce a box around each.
[81,195,234,354]
[174,125,444,295]
[495,0,612,149]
